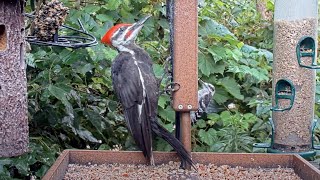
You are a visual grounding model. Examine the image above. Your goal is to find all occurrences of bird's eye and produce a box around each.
[119,27,124,32]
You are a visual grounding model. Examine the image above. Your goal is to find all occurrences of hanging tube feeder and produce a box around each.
[254,0,320,158]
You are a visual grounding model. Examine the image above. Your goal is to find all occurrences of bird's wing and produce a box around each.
[112,53,153,162]
[198,89,213,115]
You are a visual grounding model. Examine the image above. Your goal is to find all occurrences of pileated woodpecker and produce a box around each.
[101,16,194,169]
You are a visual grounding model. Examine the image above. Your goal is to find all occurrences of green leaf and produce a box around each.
[35,165,49,178]
[207,113,220,125]
[48,85,74,117]
[156,138,173,151]
[199,18,235,37]
[77,63,94,74]
[26,53,36,68]
[77,127,99,143]
[84,108,107,132]
[158,95,169,109]
[220,111,231,120]
[48,85,68,101]
[198,52,215,77]
[208,45,226,62]
[104,0,121,10]
[220,77,244,100]
[0,159,11,172]
[198,128,217,146]
[213,87,230,104]
[98,144,111,150]
[158,18,169,29]
[158,106,175,123]
[153,64,164,79]
[196,119,207,129]
[96,14,112,22]
[84,5,101,14]
[266,1,274,11]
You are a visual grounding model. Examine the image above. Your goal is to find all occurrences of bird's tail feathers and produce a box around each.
[151,119,196,170]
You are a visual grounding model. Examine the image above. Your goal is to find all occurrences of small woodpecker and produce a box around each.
[101,16,194,169]
[191,80,215,123]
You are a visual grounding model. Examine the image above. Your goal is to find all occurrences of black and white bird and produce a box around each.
[191,80,215,123]
[101,15,194,169]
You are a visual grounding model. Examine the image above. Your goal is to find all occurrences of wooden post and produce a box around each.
[172,0,198,169]
[0,0,28,157]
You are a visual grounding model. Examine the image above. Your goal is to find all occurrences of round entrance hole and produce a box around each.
[0,24,7,51]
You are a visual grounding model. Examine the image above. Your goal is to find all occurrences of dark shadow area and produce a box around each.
[0,24,7,51]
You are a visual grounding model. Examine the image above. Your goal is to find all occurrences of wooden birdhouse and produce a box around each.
[0,0,28,157]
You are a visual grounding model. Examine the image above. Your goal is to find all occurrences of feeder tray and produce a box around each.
[271,79,295,111]
[296,36,319,69]
[43,150,320,180]
[25,14,97,48]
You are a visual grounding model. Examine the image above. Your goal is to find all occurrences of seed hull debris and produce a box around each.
[64,161,301,180]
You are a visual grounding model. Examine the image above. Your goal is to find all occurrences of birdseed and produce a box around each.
[64,161,301,180]
[33,0,69,41]
[272,18,317,151]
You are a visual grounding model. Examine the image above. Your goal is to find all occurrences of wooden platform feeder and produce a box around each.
[43,150,320,180]
[0,0,28,157]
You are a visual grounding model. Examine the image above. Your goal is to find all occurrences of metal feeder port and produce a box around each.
[271,79,295,111]
[296,36,319,69]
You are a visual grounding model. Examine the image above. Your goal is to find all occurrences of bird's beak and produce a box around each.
[134,15,152,27]
[125,15,151,42]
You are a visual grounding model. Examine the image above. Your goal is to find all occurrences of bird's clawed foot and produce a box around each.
[158,56,181,95]
[158,56,172,86]
[179,160,187,170]
[159,82,180,95]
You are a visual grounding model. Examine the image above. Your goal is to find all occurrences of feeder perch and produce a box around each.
[254,118,320,158]
[271,79,295,111]
[253,118,275,149]
[0,0,28,157]
[296,36,319,69]
[311,119,320,150]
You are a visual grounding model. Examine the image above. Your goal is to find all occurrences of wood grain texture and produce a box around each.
[0,0,28,157]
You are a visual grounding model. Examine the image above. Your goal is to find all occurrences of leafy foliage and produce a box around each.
[0,0,278,179]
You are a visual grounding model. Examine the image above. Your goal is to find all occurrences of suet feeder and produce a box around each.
[254,0,320,158]
[0,0,28,157]
[25,15,97,49]
[24,0,97,48]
